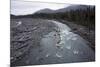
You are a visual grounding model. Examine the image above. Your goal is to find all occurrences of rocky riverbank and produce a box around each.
[11,18,58,66]
[11,18,95,66]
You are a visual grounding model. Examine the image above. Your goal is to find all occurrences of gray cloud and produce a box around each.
[11,0,70,15]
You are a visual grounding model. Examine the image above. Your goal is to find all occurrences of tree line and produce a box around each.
[33,6,95,29]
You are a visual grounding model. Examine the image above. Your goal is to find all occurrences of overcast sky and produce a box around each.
[11,0,71,15]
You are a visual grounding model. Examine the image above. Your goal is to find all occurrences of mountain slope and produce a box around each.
[35,5,94,14]
[36,8,55,13]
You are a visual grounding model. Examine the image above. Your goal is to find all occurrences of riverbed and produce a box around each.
[11,19,95,66]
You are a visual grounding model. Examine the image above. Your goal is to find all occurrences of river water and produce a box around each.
[40,20,95,63]
[13,20,95,66]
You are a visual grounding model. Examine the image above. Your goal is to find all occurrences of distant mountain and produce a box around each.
[36,8,55,13]
[35,5,94,14]
[11,5,94,17]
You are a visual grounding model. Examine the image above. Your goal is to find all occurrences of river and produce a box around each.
[12,20,95,66]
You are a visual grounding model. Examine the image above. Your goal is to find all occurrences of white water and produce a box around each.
[40,20,95,63]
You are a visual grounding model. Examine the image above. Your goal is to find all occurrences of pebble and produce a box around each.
[16,21,22,26]
[45,54,50,57]
[56,53,62,58]
[11,57,14,60]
